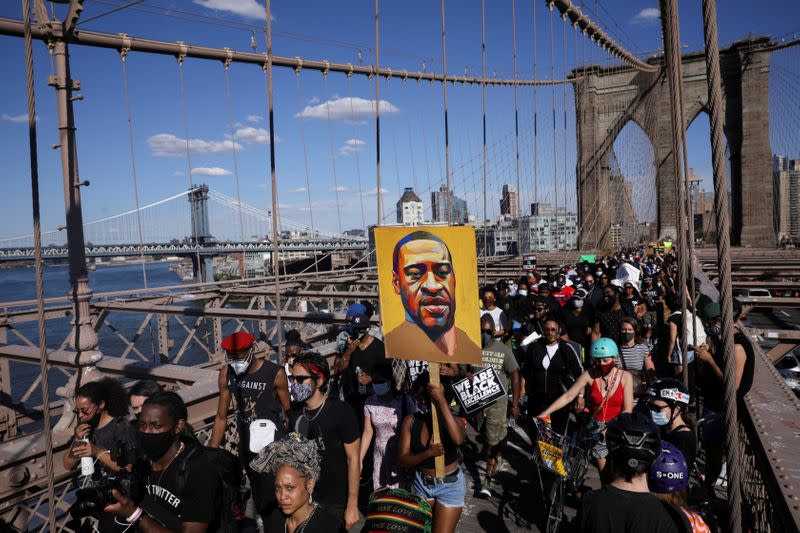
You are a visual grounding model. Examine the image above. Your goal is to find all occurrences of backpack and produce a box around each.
[175,442,246,533]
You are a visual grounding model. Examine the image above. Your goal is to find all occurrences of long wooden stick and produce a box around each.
[428,361,445,477]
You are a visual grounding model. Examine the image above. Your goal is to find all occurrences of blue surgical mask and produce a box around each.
[650,410,670,426]
[372,382,391,396]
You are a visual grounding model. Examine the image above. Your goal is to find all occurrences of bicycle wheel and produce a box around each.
[546,476,565,533]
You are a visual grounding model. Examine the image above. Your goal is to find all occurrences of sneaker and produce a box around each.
[479,477,492,498]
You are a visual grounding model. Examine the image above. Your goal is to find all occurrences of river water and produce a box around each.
[0,262,205,407]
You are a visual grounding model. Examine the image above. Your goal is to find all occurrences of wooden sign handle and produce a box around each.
[428,361,445,478]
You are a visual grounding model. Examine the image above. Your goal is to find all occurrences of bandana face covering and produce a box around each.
[599,361,616,375]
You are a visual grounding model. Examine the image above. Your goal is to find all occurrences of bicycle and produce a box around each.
[530,418,590,533]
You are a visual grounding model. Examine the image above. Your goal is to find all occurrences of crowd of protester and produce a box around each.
[60,248,755,533]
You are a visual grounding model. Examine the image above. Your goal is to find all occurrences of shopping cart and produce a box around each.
[531,418,590,533]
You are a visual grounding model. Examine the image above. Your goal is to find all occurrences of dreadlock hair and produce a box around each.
[292,352,330,393]
[75,377,129,419]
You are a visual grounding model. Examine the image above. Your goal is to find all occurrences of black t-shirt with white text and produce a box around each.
[140,441,220,530]
[578,484,691,533]
[290,398,359,508]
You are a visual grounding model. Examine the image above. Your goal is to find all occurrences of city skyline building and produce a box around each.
[431,185,469,224]
[500,184,520,219]
[396,187,424,226]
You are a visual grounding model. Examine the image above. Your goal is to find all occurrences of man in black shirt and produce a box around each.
[592,284,627,345]
[209,331,290,524]
[290,353,361,531]
[578,413,691,533]
[105,392,222,531]
[561,297,591,359]
[339,312,387,423]
[518,319,583,435]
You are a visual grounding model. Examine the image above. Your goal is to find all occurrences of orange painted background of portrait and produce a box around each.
[374,226,481,364]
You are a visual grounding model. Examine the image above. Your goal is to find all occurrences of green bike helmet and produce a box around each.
[591,337,619,358]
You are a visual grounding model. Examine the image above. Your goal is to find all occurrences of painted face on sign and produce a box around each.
[392,237,456,341]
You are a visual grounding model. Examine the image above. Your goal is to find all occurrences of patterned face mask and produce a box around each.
[291,382,315,403]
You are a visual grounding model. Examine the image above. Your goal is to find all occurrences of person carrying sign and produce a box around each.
[470,313,521,498]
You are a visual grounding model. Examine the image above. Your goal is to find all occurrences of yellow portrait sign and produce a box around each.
[374,226,482,365]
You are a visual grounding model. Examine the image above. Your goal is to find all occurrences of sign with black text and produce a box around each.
[451,367,507,414]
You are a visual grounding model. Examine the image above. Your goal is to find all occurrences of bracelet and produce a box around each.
[126,507,143,524]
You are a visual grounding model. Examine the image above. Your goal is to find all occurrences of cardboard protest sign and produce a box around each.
[451,367,507,414]
[374,226,481,365]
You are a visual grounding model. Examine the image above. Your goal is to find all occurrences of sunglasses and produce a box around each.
[289,375,315,384]
[72,406,98,416]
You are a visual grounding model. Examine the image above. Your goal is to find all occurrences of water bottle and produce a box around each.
[356,366,367,395]
[79,438,95,477]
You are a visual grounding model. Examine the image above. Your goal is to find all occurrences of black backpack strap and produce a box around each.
[174,442,202,499]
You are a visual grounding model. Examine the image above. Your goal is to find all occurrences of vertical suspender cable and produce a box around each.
[375,0,382,226]
[562,14,569,255]
[295,72,319,273]
[323,73,344,234]
[22,0,55,528]
[120,48,148,289]
[265,0,282,356]
[224,59,246,245]
[347,76,368,234]
[700,0,743,529]
[660,0,690,386]
[441,0,452,224]
[177,55,204,279]
[512,0,522,262]
[532,2,539,228]
[481,0,488,282]
[549,3,559,249]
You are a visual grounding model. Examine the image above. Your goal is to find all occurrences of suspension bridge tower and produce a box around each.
[188,184,214,282]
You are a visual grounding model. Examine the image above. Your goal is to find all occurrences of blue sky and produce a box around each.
[1,0,798,241]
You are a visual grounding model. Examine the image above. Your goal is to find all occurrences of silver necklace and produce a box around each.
[286,503,317,533]
[303,399,326,422]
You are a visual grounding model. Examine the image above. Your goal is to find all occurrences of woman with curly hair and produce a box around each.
[63,377,138,531]
[251,433,340,533]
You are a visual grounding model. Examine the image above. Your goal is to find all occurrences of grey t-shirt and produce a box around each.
[473,339,518,391]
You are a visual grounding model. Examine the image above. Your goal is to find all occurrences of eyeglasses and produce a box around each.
[289,375,314,384]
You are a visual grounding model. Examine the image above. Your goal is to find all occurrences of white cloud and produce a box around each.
[193,167,232,176]
[2,113,35,123]
[308,97,320,105]
[360,187,390,197]
[147,133,241,157]
[246,114,263,123]
[330,186,350,193]
[174,170,184,176]
[339,138,365,156]
[193,0,268,20]
[632,7,659,23]
[231,126,271,145]
[287,187,308,193]
[296,97,398,121]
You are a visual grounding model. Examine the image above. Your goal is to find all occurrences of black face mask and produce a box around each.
[139,430,178,461]
[86,411,102,429]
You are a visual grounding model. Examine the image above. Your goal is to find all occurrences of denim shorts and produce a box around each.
[412,467,466,508]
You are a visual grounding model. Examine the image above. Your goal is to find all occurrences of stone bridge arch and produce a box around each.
[573,37,775,249]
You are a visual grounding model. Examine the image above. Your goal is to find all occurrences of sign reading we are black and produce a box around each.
[451,367,507,414]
